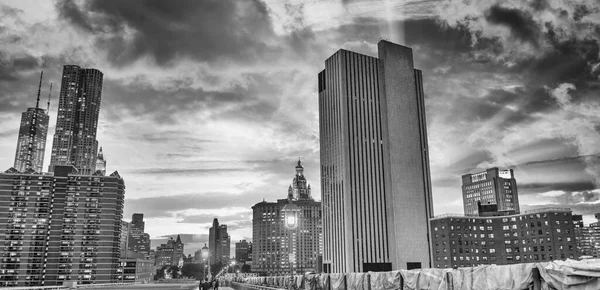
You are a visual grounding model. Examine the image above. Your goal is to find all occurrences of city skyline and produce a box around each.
[0,0,599,257]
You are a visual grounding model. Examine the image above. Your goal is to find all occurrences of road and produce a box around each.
[81,283,201,290]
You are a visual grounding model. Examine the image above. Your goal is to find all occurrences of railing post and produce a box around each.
[532,268,541,290]
[445,271,453,290]
[399,273,404,290]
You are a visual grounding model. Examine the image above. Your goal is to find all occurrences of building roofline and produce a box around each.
[431,207,572,220]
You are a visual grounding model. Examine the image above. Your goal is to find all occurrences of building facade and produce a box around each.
[235,240,251,263]
[0,165,124,287]
[462,168,519,216]
[577,213,600,258]
[209,219,230,265]
[13,72,50,173]
[155,235,184,267]
[252,160,322,275]
[430,208,578,268]
[49,65,104,175]
[318,40,432,272]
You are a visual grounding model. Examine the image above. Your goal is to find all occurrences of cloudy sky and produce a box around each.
[0,0,599,256]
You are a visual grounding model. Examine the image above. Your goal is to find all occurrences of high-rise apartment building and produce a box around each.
[318,40,432,272]
[252,160,322,275]
[0,165,124,287]
[208,219,230,265]
[235,240,251,263]
[13,72,50,173]
[462,168,519,216]
[430,208,579,268]
[49,65,104,175]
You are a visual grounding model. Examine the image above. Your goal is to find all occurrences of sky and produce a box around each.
[0,0,599,256]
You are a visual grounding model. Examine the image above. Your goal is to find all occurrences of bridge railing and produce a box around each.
[0,282,137,290]
[228,259,600,290]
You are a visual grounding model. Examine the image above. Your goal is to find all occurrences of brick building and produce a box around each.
[430,208,578,268]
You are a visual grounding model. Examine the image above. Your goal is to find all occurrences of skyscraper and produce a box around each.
[13,71,50,173]
[318,40,433,272]
[208,219,230,265]
[461,168,519,216]
[49,65,104,175]
[252,160,322,275]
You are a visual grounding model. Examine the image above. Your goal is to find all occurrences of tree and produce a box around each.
[169,265,181,279]
[210,262,223,277]
[181,263,205,280]
[154,265,169,280]
[241,264,251,273]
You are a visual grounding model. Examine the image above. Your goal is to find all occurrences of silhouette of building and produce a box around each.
[49,65,104,175]
[430,208,579,268]
[252,160,322,275]
[462,168,519,216]
[0,165,125,287]
[13,71,50,173]
[235,240,251,263]
[127,214,151,258]
[155,235,184,267]
[318,40,432,272]
[209,219,230,265]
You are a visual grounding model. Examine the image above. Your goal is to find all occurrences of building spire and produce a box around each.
[47,82,52,112]
[35,71,43,109]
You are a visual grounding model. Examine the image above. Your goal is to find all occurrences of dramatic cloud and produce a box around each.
[55,0,278,66]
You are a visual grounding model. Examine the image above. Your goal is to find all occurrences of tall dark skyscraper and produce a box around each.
[13,72,50,173]
[131,213,145,231]
[49,65,104,175]
[461,168,519,216]
[208,218,230,265]
[318,40,433,272]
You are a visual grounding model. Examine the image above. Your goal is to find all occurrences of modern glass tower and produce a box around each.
[13,72,50,173]
[49,65,104,175]
[318,40,433,272]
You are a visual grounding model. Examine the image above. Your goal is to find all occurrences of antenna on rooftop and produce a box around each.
[47,83,52,112]
[35,71,43,109]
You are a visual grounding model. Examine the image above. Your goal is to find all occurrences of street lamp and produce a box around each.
[283,201,299,289]
[202,244,209,279]
[230,260,236,274]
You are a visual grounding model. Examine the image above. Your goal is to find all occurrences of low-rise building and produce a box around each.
[430,207,578,268]
[119,256,154,284]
